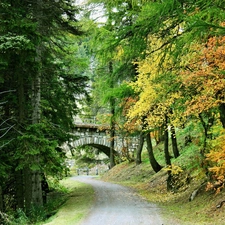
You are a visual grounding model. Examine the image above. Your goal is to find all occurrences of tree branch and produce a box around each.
[0,90,16,95]
[0,124,15,139]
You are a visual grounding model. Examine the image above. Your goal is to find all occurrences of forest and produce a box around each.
[1,0,225,224]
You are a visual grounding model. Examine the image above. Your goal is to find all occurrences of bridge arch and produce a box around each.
[70,116,139,159]
[71,136,111,157]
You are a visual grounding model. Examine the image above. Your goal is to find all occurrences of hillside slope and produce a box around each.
[101,156,225,225]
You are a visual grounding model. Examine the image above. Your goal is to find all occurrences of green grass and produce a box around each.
[41,178,94,225]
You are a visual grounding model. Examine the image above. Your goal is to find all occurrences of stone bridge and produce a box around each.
[69,116,138,158]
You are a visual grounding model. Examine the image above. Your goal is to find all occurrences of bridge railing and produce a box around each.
[74,116,100,125]
[74,115,110,128]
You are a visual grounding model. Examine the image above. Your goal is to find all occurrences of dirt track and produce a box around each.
[72,176,164,225]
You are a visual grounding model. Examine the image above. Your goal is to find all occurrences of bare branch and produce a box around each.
[0,90,16,95]
[0,124,15,139]
[0,118,13,127]
[0,101,8,105]
[0,138,15,149]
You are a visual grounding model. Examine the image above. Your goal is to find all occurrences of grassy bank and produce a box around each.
[101,158,225,225]
[42,178,94,225]
[97,127,225,225]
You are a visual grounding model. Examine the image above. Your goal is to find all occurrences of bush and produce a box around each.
[206,133,225,194]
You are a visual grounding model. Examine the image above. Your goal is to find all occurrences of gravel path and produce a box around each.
[72,176,164,225]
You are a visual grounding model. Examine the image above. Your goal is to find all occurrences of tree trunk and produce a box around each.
[24,0,44,210]
[24,166,43,210]
[109,124,116,168]
[146,132,162,173]
[164,116,171,166]
[15,171,24,209]
[109,61,115,168]
[136,131,144,165]
[164,115,173,191]
[170,124,180,158]
[31,170,43,207]
[199,113,214,154]
[152,126,165,145]
[16,63,25,209]
[24,167,32,210]
[219,103,225,128]
[0,186,3,211]
[32,74,41,124]
[27,51,43,208]
[18,69,25,123]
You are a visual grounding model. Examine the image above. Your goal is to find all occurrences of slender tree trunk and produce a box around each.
[164,116,171,166]
[0,186,3,211]
[153,126,164,144]
[219,103,225,128]
[109,120,116,168]
[109,61,115,168]
[18,70,25,122]
[16,68,25,209]
[146,132,162,173]
[164,115,173,190]
[15,171,24,209]
[199,113,208,151]
[170,124,180,158]
[136,131,144,165]
[32,74,41,124]
[24,168,32,210]
[199,113,214,154]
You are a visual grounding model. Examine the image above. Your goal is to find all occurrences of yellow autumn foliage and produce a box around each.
[126,35,181,129]
[113,45,125,61]
[206,133,225,193]
[163,164,183,175]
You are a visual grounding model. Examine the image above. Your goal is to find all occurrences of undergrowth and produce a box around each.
[0,179,69,225]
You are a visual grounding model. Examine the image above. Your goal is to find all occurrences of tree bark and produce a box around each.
[199,113,214,154]
[109,61,115,168]
[146,132,162,173]
[0,186,3,211]
[28,51,43,208]
[154,126,164,144]
[16,62,26,209]
[164,116,171,166]
[24,167,32,210]
[164,115,173,191]
[24,0,43,209]
[109,123,116,168]
[15,171,24,209]
[219,103,225,128]
[136,131,144,165]
[170,124,180,158]
[18,69,25,122]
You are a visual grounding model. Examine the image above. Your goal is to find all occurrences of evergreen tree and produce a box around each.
[0,0,88,213]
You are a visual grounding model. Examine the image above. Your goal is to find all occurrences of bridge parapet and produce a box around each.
[74,115,109,132]
[74,115,108,126]
[71,115,139,157]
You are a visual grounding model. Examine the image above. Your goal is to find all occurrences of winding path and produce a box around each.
[72,176,164,225]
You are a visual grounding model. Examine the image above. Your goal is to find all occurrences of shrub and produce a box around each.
[206,133,225,194]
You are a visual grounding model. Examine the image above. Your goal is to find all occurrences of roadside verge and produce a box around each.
[42,177,94,225]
